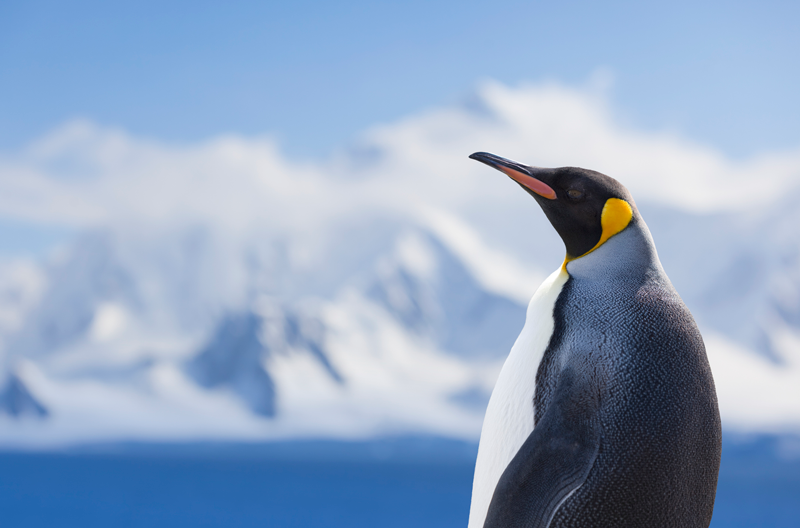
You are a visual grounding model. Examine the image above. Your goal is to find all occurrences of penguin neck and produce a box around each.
[564,216,664,281]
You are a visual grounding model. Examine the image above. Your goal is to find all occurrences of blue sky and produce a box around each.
[1,0,798,160]
[0,0,799,257]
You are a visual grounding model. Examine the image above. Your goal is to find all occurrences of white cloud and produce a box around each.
[4,79,799,296]
[3,81,800,232]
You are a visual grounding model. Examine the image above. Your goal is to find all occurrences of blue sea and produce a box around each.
[1,435,797,527]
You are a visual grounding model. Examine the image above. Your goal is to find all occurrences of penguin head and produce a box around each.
[469,152,637,261]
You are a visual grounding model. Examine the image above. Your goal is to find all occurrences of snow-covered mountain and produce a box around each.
[1,81,800,446]
[3,201,800,446]
[0,219,529,446]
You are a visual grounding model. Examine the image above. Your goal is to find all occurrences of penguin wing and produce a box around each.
[483,366,601,528]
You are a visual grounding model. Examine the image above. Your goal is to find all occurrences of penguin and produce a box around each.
[466,152,721,528]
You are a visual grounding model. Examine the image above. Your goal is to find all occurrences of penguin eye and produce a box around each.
[567,189,584,201]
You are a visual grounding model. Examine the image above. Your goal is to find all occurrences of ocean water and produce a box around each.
[0,436,797,527]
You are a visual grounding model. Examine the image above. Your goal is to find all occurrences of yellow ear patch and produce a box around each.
[594,198,633,250]
[564,198,633,266]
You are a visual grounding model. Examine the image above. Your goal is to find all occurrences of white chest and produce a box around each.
[467,266,569,528]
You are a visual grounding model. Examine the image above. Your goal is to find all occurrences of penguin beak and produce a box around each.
[469,152,557,200]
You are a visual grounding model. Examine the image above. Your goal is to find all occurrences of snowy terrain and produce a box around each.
[1,81,800,447]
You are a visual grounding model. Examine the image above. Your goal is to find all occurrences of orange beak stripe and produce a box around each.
[497,166,557,200]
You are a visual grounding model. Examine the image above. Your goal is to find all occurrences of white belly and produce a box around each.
[467,266,569,528]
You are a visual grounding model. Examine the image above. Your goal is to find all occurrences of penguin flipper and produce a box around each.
[483,367,601,528]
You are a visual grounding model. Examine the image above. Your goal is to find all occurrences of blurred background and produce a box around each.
[1,1,799,527]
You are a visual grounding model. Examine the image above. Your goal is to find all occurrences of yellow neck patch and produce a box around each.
[564,198,633,266]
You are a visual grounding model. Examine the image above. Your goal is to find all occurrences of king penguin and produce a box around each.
[466,152,721,528]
